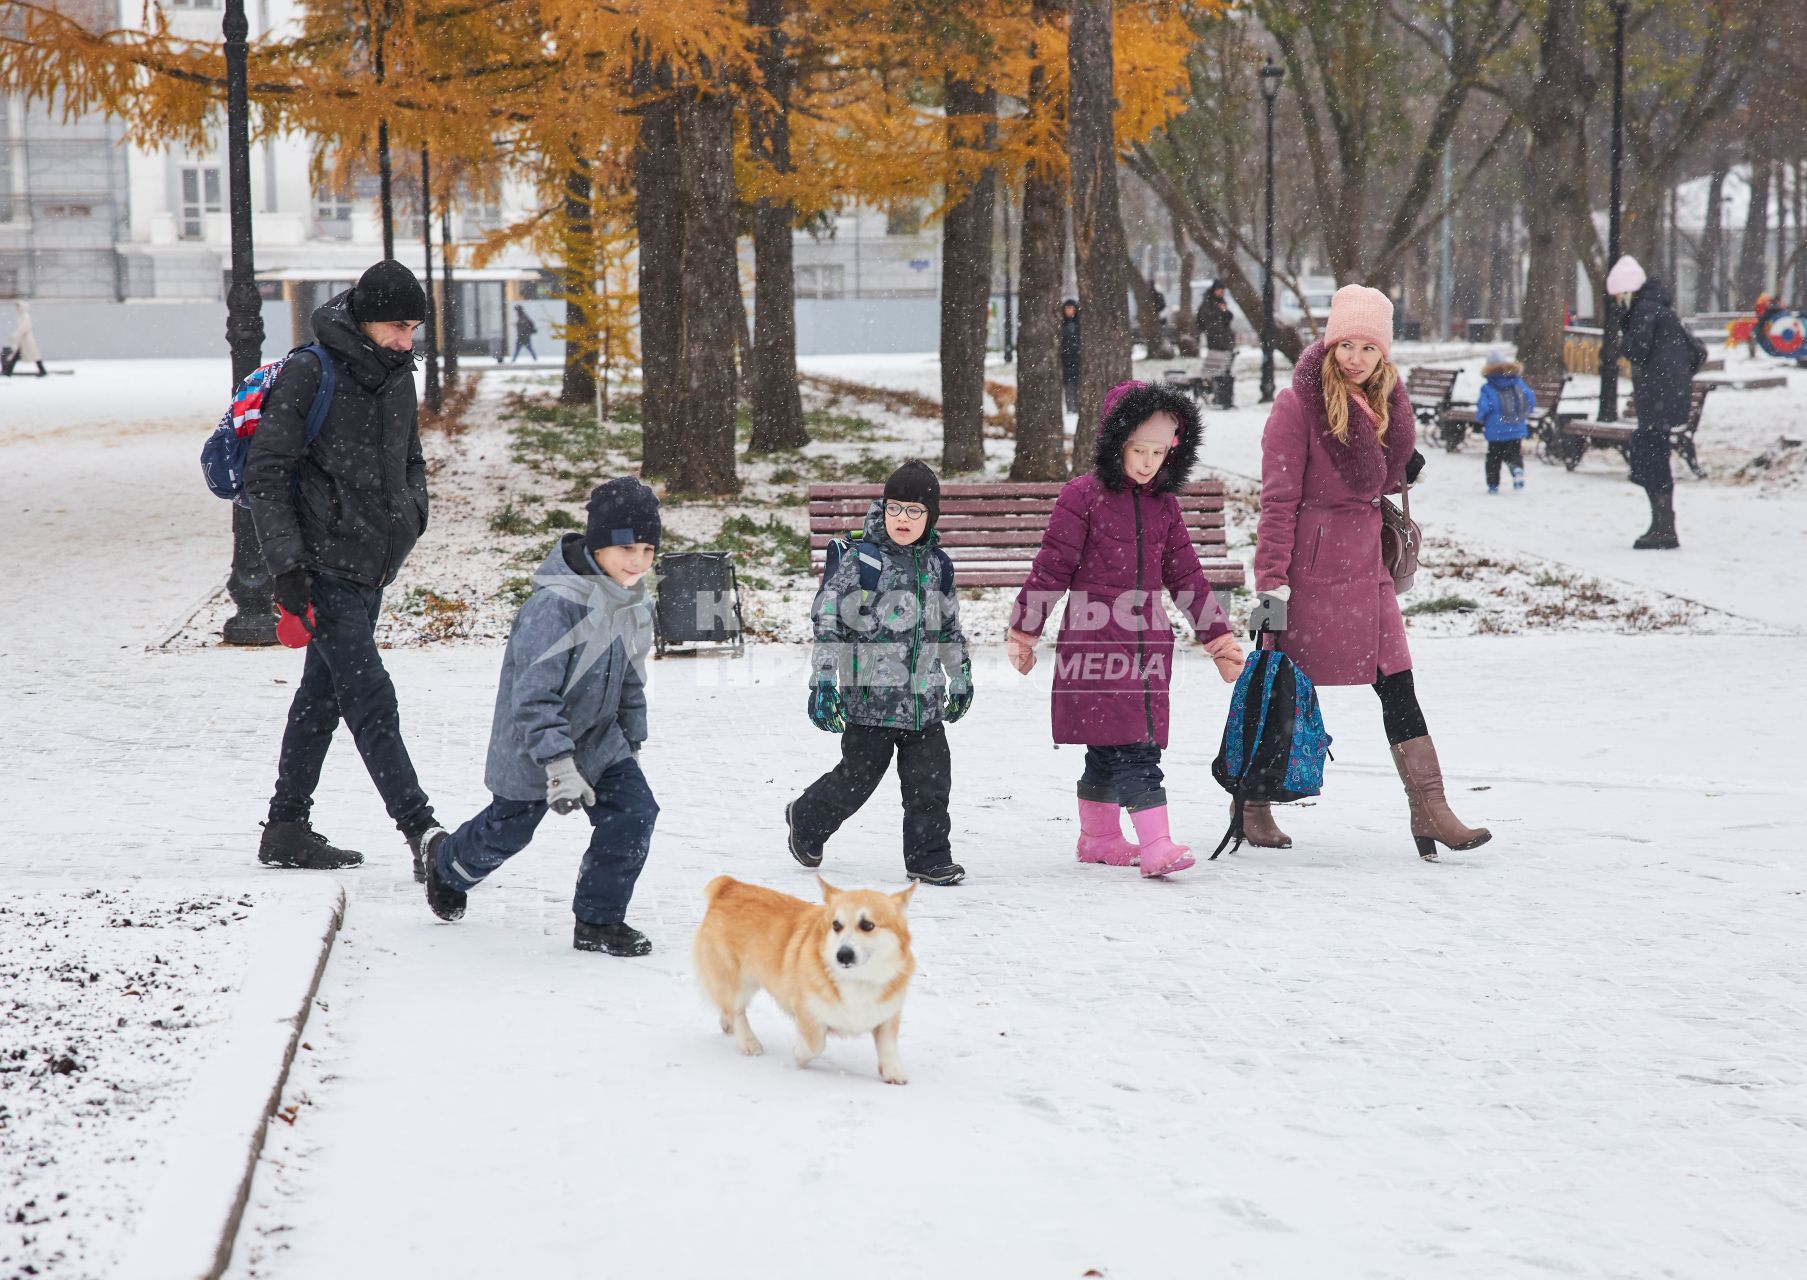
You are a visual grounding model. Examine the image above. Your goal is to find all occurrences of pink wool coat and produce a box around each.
[1254,341,1416,686]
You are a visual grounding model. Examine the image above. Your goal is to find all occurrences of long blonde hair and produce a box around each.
[1321,349,1397,444]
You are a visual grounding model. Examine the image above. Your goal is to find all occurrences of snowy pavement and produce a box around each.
[4,361,1806,1278]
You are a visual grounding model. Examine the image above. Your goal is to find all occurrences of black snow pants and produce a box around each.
[791,723,952,873]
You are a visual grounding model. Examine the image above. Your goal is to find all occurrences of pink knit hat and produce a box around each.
[1322,285,1394,360]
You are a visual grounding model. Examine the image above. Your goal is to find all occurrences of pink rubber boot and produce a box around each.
[1076,798,1140,867]
[1129,805,1196,877]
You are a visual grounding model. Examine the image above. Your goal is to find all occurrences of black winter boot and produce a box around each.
[905,862,967,886]
[419,831,466,921]
[1633,491,1679,550]
[408,826,448,884]
[574,921,652,956]
[785,800,823,868]
[259,820,364,869]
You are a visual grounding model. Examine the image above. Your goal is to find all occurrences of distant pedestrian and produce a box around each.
[1197,280,1236,408]
[243,259,442,873]
[511,304,539,362]
[2,300,46,377]
[1609,255,1703,550]
[1476,350,1535,494]
[1058,299,1081,413]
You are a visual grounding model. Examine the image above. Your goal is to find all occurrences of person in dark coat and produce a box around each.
[244,259,441,872]
[1197,280,1236,407]
[511,304,539,361]
[1007,382,1244,878]
[1058,299,1081,413]
[1609,255,1696,549]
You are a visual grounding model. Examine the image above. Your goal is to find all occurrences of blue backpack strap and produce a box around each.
[298,342,334,443]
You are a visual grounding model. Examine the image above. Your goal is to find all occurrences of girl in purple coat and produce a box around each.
[1249,285,1490,861]
[1007,382,1245,878]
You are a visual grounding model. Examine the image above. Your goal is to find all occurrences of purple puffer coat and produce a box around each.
[1010,383,1231,748]
[1253,341,1416,686]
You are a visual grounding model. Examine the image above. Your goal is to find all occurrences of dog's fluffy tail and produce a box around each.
[702,874,737,906]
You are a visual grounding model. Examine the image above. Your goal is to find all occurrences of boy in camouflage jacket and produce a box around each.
[785,461,972,885]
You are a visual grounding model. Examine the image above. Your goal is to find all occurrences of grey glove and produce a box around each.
[1248,590,1288,635]
[546,756,596,815]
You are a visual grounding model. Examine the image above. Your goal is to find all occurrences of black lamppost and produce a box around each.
[420,144,440,413]
[1000,187,1015,362]
[1259,55,1284,403]
[1598,0,1629,421]
[220,0,275,646]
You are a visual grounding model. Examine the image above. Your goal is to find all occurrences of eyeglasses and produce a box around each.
[884,502,927,521]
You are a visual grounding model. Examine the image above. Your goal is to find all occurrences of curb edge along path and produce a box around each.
[114,879,348,1280]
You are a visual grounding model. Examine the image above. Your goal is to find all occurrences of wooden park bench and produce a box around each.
[1556,382,1712,478]
[1439,373,1569,453]
[1404,367,1459,433]
[807,482,1247,613]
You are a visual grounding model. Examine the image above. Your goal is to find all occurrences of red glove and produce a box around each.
[276,605,316,648]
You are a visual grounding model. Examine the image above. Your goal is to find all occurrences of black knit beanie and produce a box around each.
[351,259,428,324]
[584,476,661,552]
[883,460,941,532]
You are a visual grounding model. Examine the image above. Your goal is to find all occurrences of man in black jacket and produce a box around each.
[244,260,444,871]
[1196,280,1236,408]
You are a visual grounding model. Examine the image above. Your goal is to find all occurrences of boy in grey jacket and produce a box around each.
[423,478,661,956]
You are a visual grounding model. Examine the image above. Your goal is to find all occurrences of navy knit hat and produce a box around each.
[351,259,428,324]
[883,460,940,532]
[585,476,661,552]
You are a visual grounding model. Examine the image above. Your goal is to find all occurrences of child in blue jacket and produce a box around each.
[1477,352,1536,493]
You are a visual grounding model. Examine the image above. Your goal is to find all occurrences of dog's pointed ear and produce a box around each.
[892,881,918,910]
[816,875,841,902]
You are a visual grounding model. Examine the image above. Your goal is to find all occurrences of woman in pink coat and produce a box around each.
[1249,285,1490,862]
[1007,381,1245,878]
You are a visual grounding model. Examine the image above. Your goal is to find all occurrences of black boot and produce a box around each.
[1633,490,1679,549]
[419,831,467,921]
[574,921,652,956]
[905,861,967,886]
[259,820,364,869]
[408,825,448,884]
[785,800,823,869]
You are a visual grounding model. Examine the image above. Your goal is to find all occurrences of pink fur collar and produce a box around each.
[1290,341,1415,495]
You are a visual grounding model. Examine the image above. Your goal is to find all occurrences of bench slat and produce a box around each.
[808,511,1226,535]
[807,481,1225,499]
[808,495,1225,518]
[809,526,1228,551]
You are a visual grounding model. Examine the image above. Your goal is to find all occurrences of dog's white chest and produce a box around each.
[812,986,904,1037]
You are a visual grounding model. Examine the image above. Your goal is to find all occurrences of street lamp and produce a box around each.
[420,144,440,413]
[220,0,275,646]
[1259,54,1284,403]
[1598,0,1629,421]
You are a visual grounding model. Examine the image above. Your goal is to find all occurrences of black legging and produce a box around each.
[1373,669,1428,745]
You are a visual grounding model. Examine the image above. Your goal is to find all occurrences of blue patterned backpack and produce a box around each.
[1210,635,1332,858]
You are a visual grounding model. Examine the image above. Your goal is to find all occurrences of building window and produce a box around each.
[167,0,222,9]
[314,189,354,240]
[0,143,15,224]
[179,165,222,240]
[886,203,924,237]
[794,263,846,300]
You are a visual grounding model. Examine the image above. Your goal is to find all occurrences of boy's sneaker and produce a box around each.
[906,862,966,887]
[1511,466,1526,490]
[785,801,823,869]
[408,826,447,884]
[1486,484,1499,495]
[574,921,652,956]
[420,831,466,922]
[258,820,363,870]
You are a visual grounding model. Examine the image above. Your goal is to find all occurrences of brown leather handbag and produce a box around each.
[1378,484,1421,595]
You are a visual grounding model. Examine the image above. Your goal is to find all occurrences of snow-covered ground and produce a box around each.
[3,352,1805,1278]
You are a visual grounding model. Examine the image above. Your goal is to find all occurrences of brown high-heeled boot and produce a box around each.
[1390,736,1491,861]
[1237,801,1292,849]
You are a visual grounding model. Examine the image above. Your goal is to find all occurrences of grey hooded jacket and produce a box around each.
[811,500,970,732]
[484,534,653,801]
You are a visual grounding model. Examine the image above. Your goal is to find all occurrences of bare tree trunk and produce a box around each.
[1518,0,1591,379]
[1067,0,1132,469]
[746,0,808,454]
[1125,251,1171,359]
[1735,139,1773,310]
[1172,214,1195,342]
[634,56,682,476]
[1010,11,1068,483]
[559,159,596,407]
[939,77,997,475]
[1697,151,1729,312]
[668,78,740,494]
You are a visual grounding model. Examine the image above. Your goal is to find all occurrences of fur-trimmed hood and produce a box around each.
[1289,340,1416,495]
[1482,358,1523,378]
[1091,381,1202,494]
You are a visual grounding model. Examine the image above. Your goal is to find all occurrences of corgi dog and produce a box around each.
[693,875,917,1085]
